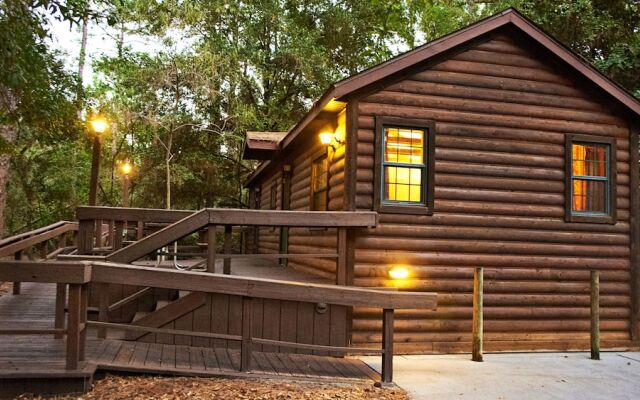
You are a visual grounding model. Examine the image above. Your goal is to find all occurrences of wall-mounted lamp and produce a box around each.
[388,266,410,280]
[319,132,345,150]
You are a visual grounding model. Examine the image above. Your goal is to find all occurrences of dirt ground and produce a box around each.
[17,374,411,400]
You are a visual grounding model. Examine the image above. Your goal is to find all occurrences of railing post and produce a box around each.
[378,308,394,386]
[54,283,67,339]
[94,219,103,249]
[223,225,232,275]
[97,282,110,339]
[591,270,600,360]
[66,283,81,370]
[107,220,115,248]
[77,219,94,255]
[241,296,253,372]
[472,267,484,362]
[207,225,217,273]
[12,250,22,295]
[79,283,88,361]
[114,220,124,250]
[336,228,348,285]
[136,221,144,240]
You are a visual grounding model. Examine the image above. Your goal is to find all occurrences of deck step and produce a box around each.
[125,292,207,341]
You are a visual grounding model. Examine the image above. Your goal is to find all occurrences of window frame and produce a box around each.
[565,134,617,224]
[309,151,330,211]
[374,116,436,215]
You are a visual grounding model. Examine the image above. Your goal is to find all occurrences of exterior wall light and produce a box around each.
[388,266,410,280]
[319,132,345,150]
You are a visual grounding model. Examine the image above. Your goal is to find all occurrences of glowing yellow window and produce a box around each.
[382,127,427,204]
[571,143,609,214]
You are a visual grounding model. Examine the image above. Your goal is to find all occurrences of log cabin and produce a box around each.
[242,8,640,354]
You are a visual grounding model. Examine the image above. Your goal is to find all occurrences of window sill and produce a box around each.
[378,204,433,215]
[565,213,616,224]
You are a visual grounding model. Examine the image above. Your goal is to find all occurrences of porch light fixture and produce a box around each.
[388,266,410,280]
[319,132,345,150]
[89,116,108,135]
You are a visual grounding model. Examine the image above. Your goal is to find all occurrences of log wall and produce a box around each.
[255,110,348,280]
[352,33,634,353]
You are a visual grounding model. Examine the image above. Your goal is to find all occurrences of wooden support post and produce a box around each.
[379,308,394,386]
[241,296,253,372]
[137,221,144,240]
[66,284,81,370]
[336,228,348,285]
[39,240,48,259]
[591,270,600,360]
[59,231,68,249]
[77,219,94,255]
[114,220,124,250]
[79,284,88,361]
[223,225,232,275]
[97,283,110,339]
[472,267,484,362]
[207,225,217,273]
[107,220,115,248]
[54,283,67,339]
[12,251,22,295]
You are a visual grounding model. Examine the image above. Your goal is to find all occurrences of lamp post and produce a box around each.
[120,161,132,207]
[88,116,108,206]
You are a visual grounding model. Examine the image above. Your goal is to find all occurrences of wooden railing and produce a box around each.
[0,221,78,295]
[76,206,378,285]
[0,260,437,385]
[470,267,603,362]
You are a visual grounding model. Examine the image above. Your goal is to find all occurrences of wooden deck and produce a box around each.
[0,282,378,396]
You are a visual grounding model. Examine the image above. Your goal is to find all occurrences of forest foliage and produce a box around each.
[1,0,639,236]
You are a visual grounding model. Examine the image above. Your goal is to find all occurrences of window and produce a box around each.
[374,117,435,215]
[310,154,329,211]
[565,134,616,223]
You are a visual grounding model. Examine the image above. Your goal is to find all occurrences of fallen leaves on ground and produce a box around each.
[17,374,411,400]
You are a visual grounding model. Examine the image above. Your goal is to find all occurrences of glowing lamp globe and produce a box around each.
[90,117,108,134]
[319,132,334,146]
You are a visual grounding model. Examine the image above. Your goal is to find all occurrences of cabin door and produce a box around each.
[279,165,292,266]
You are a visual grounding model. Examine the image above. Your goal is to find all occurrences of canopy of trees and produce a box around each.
[1,0,639,236]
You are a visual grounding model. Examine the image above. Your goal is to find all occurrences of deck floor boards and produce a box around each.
[0,282,378,388]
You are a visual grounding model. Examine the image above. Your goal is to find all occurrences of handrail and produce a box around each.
[0,222,78,258]
[77,206,193,224]
[0,221,71,247]
[91,261,435,309]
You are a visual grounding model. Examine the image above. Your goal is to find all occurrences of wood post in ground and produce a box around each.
[591,270,600,360]
[241,296,253,372]
[66,283,81,370]
[12,250,22,295]
[380,308,394,385]
[207,225,216,273]
[472,267,484,362]
[97,282,110,339]
[54,283,67,339]
[223,225,232,275]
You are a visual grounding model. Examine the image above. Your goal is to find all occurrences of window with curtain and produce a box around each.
[382,126,428,204]
[566,134,616,224]
[571,142,609,215]
[311,155,329,211]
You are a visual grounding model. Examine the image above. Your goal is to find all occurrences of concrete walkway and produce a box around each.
[361,352,640,400]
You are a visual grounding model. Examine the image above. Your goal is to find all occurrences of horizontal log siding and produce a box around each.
[257,170,282,254]
[288,111,347,279]
[353,34,633,353]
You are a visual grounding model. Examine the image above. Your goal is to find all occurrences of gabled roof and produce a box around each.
[244,7,640,187]
[242,131,287,160]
